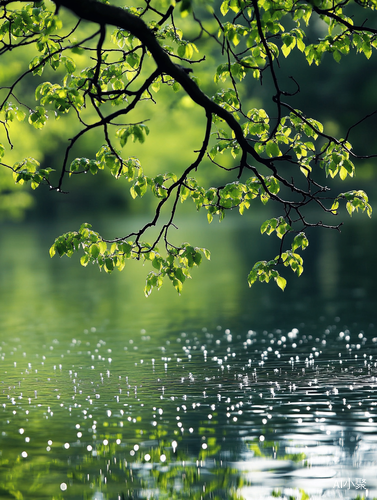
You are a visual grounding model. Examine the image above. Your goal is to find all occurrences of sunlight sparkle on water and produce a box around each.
[1,317,377,498]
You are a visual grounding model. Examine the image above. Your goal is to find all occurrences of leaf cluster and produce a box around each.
[49,224,210,297]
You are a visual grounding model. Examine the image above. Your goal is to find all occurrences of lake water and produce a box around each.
[0,213,376,500]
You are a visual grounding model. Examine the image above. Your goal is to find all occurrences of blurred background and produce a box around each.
[1,0,377,315]
[1,1,377,221]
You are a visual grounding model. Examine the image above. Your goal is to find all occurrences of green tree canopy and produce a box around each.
[0,0,375,295]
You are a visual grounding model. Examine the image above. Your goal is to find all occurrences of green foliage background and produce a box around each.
[1,0,376,222]
[1,0,376,294]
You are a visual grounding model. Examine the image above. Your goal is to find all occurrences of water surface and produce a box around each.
[0,214,376,499]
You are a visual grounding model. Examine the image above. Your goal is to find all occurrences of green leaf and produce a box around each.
[173,278,183,295]
[80,254,90,267]
[28,106,47,129]
[64,56,76,74]
[130,185,137,199]
[220,0,229,16]
[202,248,211,260]
[177,44,186,58]
[98,240,107,254]
[265,141,281,157]
[174,267,186,283]
[292,232,309,252]
[152,257,162,270]
[151,79,161,93]
[333,50,341,63]
[261,218,277,235]
[90,244,100,258]
[193,251,202,266]
[104,258,114,272]
[275,274,287,291]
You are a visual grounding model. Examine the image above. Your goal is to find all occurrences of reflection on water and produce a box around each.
[1,326,377,499]
[1,215,377,499]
